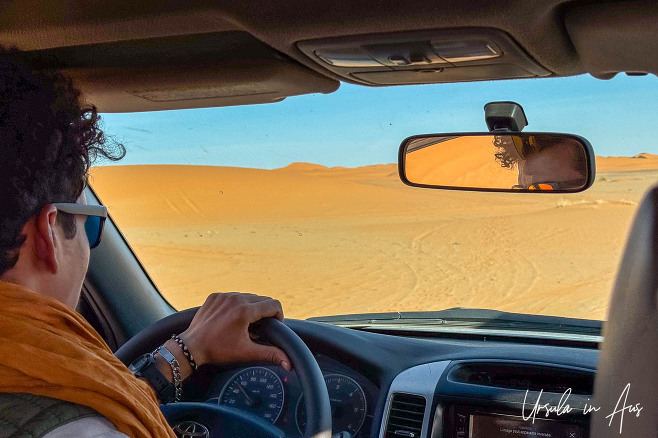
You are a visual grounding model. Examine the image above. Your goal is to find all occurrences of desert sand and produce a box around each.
[405,135,519,188]
[89,153,658,321]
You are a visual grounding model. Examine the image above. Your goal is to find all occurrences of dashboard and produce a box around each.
[182,319,599,438]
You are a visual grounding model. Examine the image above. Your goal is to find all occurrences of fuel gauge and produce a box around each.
[296,373,367,436]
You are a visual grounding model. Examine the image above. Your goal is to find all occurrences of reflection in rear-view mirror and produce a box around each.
[399,133,595,192]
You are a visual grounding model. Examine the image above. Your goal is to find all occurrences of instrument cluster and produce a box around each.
[205,354,378,437]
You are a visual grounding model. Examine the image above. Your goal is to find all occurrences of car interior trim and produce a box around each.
[378,361,451,438]
[564,0,658,80]
[353,326,602,344]
[84,187,175,339]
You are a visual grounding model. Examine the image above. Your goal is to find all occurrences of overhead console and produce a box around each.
[297,28,551,86]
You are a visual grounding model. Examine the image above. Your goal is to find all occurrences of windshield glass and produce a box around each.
[91,75,658,322]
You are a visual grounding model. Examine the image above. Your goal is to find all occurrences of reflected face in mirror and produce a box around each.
[493,135,588,190]
[401,133,593,192]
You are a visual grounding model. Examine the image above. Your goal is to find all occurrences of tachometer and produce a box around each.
[297,373,367,436]
[218,367,285,424]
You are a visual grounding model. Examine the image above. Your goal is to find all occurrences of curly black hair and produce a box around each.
[493,135,521,169]
[0,48,125,275]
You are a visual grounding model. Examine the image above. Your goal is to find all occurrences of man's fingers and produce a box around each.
[229,292,271,303]
[247,299,284,323]
[203,292,270,308]
[250,344,292,371]
[197,293,279,319]
[187,292,290,368]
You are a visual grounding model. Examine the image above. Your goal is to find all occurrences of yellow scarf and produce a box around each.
[0,280,176,438]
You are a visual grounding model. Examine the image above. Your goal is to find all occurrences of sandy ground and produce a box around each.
[89,154,658,321]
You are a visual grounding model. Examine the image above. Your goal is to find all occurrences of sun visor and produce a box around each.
[66,60,338,113]
[297,28,550,86]
[564,1,658,79]
[19,32,339,112]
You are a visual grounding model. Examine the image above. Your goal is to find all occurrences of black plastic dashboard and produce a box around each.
[184,319,599,438]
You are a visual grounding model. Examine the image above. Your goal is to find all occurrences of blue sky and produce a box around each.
[99,74,658,169]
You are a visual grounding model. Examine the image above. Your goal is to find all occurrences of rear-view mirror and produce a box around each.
[399,133,595,192]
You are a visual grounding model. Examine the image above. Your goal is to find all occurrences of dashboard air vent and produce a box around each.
[385,393,426,438]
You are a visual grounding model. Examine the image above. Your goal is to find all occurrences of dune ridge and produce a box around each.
[89,155,658,320]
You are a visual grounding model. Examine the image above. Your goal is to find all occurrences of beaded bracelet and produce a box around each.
[172,334,198,371]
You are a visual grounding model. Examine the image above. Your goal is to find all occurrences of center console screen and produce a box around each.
[469,413,587,438]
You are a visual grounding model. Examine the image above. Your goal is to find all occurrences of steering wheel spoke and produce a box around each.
[161,402,285,438]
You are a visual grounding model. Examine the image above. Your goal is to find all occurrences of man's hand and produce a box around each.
[177,293,292,371]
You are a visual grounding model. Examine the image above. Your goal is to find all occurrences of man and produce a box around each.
[493,134,588,190]
[0,49,291,436]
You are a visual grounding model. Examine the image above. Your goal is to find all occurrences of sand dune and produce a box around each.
[89,156,658,321]
[404,136,518,188]
[596,153,658,171]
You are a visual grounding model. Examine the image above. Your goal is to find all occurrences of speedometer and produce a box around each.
[297,373,367,436]
[218,367,285,424]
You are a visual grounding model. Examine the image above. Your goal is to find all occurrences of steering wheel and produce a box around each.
[115,307,332,438]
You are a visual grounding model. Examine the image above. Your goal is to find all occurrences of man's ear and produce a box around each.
[33,205,59,274]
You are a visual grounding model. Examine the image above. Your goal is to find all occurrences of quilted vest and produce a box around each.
[0,393,98,438]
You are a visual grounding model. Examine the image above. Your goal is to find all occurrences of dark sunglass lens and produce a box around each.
[85,215,102,248]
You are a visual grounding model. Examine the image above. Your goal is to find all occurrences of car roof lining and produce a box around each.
[15,31,339,112]
[1,0,656,112]
[565,1,658,80]
[1,0,583,74]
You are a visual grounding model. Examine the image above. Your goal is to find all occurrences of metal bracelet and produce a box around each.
[156,345,183,402]
[172,334,199,371]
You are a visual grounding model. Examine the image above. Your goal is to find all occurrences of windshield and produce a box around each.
[91,75,658,322]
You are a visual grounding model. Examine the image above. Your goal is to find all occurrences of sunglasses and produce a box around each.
[511,135,539,160]
[52,203,108,249]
